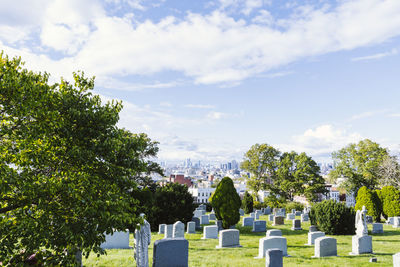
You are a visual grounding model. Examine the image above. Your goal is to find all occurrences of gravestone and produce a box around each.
[256,236,287,258]
[268,214,275,222]
[286,213,295,220]
[273,208,278,215]
[100,230,130,249]
[191,217,201,230]
[255,210,262,219]
[216,229,242,248]
[200,215,209,225]
[202,225,218,239]
[265,249,283,267]
[186,221,196,234]
[307,231,325,245]
[291,209,296,214]
[366,215,373,224]
[291,219,302,230]
[193,210,203,218]
[201,210,206,215]
[265,206,271,215]
[393,252,400,267]
[393,217,400,228]
[198,204,206,210]
[250,212,255,219]
[309,225,318,232]
[351,235,373,255]
[313,237,337,257]
[215,220,223,231]
[153,238,188,267]
[172,221,185,238]
[243,217,254,227]
[387,217,394,225]
[372,223,383,234]
[273,216,284,226]
[164,224,173,238]
[158,224,166,234]
[295,211,302,216]
[209,213,216,221]
[266,229,282,237]
[239,209,245,216]
[301,213,309,222]
[252,220,267,232]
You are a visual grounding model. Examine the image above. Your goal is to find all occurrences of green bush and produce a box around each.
[285,201,304,212]
[253,201,263,210]
[309,200,355,235]
[148,183,196,231]
[379,186,400,218]
[210,177,241,228]
[355,186,382,222]
[263,195,286,208]
[242,191,254,214]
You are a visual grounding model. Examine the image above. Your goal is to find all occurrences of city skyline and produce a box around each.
[1,0,400,162]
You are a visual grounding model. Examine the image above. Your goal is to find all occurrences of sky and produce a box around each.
[1,0,400,163]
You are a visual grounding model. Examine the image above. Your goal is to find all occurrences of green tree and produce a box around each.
[378,155,400,188]
[241,144,280,199]
[210,177,241,229]
[330,139,389,192]
[242,191,253,214]
[148,183,196,231]
[0,54,160,265]
[354,186,382,222]
[379,186,400,218]
[273,151,327,201]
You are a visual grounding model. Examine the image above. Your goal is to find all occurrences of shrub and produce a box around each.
[210,177,241,228]
[242,191,254,214]
[149,183,196,231]
[379,186,400,218]
[263,195,286,208]
[309,200,355,235]
[355,186,382,222]
[285,201,304,212]
[253,201,263,210]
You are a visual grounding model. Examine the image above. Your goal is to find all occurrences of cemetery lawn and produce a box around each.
[84,215,400,266]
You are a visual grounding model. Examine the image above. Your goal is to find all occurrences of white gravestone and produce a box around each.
[351,206,373,255]
[172,221,185,238]
[256,236,287,258]
[393,252,400,266]
[286,213,295,220]
[134,215,151,267]
[243,217,254,227]
[158,224,166,235]
[313,236,337,257]
[266,229,282,237]
[200,215,209,225]
[372,223,383,234]
[202,225,218,239]
[393,217,400,228]
[216,229,242,248]
[193,210,203,218]
[307,231,325,245]
[301,214,309,222]
[164,224,173,238]
[101,230,130,249]
[186,221,196,234]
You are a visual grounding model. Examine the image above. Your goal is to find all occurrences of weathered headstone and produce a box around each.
[100,230,130,249]
[191,217,201,230]
[243,217,254,227]
[301,213,309,222]
[393,217,400,228]
[153,238,188,267]
[393,252,400,266]
[265,249,283,267]
[172,221,185,238]
[200,215,209,225]
[250,212,256,219]
[252,220,267,232]
[209,213,216,221]
[372,223,383,234]
[186,221,196,234]
[313,237,337,257]
[239,208,245,216]
[307,231,325,245]
[158,224,166,234]
[198,204,206,210]
[291,219,302,230]
[193,210,203,218]
[387,217,394,225]
[216,229,242,248]
[202,225,218,239]
[351,235,373,255]
[295,211,302,216]
[164,224,173,238]
[266,229,282,237]
[265,206,271,215]
[273,216,284,226]
[286,213,295,220]
[268,214,275,222]
[309,225,318,232]
[255,210,262,219]
[256,236,287,258]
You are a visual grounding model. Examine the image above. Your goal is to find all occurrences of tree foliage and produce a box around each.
[0,54,161,265]
[354,186,382,222]
[210,177,241,229]
[330,139,389,192]
[309,200,355,235]
[241,143,280,199]
[378,155,400,188]
[378,186,400,218]
[242,191,253,214]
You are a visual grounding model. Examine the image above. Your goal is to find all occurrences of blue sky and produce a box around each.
[1,0,400,163]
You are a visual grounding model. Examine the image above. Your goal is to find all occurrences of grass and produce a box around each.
[84,214,400,266]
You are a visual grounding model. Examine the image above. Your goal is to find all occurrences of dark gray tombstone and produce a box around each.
[291,219,302,230]
[309,225,318,232]
[265,249,283,267]
[153,238,188,267]
[216,220,223,231]
[252,220,267,232]
[191,217,201,230]
[295,211,302,216]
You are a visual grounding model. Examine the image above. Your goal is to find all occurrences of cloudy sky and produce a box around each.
[1,0,400,163]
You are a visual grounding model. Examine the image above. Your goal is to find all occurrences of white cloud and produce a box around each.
[207,111,228,120]
[349,109,389,121]
[351,48,398,62]
[184,104,215,109]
